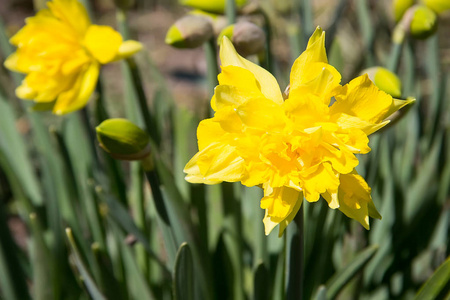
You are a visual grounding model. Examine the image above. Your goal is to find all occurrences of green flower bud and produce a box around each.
[179,0,248,14]
[401,5,438,39]
[113,0,135,10]
[165,15,214,48]
[189,9,228,35]
[410,5,438,39]
[393,0,415,22]
[218,21,266,57]
[422,0,450,14]
[363,67,402,98]
[96,118,150,161]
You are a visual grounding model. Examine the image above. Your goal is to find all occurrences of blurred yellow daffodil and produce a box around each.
[4,0,142,115]
[184,27,414,236]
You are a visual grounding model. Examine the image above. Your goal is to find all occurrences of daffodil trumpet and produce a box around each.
[184,26,414,236]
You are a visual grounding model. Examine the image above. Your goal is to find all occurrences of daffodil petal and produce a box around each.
[214,84,262,111]
[337,170,380,229]
[53,62,99,115]
[338,199,370,229]
[113,40,143,61]
[322,189,340,209]
[219,36,283,104]
[301,162,339,203]
[278,193,303,237]
[384,97,416,119]
[290,27,337,94]
[185,142,245,184]
[16,81,37,100]
[47,0,91,37]
[197,118,228,150]
[261,186,300,235]
[331,74,394,124]
[84,25,123,64]
[236,97,286,131]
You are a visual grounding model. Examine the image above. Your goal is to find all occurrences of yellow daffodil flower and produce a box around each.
[184,27,414,236]
[4,0,142,115]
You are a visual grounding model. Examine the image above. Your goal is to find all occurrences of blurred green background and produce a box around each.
[0,0,449,299]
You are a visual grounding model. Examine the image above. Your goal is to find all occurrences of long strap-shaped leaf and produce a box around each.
[414,257,450,300]
[65,228,107,300]
[173,243,194,300]
[324,244,378,300]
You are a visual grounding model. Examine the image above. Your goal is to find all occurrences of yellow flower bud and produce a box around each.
[96,118,150,161]
[422,0,450,14]
[393,0,415,22]
[165,15,214,48]
[363,67,402,98]
[179,0,248,14]
[218,21,266,57]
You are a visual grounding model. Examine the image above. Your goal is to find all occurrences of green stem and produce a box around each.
[142,158,170,226]
[387,41,403,73]
[259,8,275,74]
[286,200,304,300]
[356,0,375,67]
[301,0,314,43]
[325,0,349,50]
[80,107,101,169]
[130,163,150,275]
[226,0,237,25]
[126,57,160,146]
[94,78,109,123]
[204,38,219,91]
[221,182,244,300]
[141,156,177,267]
[204,38,219,117]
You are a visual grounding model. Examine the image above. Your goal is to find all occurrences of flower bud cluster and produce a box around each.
[393,0,449,41]
[166,0,266,57]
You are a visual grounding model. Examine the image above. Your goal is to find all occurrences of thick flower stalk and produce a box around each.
[184,27,413,236]
[4,0,142,115]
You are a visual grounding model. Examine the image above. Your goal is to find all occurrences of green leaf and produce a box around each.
[112,223,156,300]
[101,191,171,276]
[173,243,194,300]
[315,286,327,300]
[414,257,450,300]
[253,261,270,300]
[65,228,107,300]
[325,245,378,300]
[28,213,53,300]
[0,93,42,206]
[0,201,30,300]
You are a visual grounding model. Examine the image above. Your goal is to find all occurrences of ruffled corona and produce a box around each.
[184,27,413,236]
[4,0,142,115]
